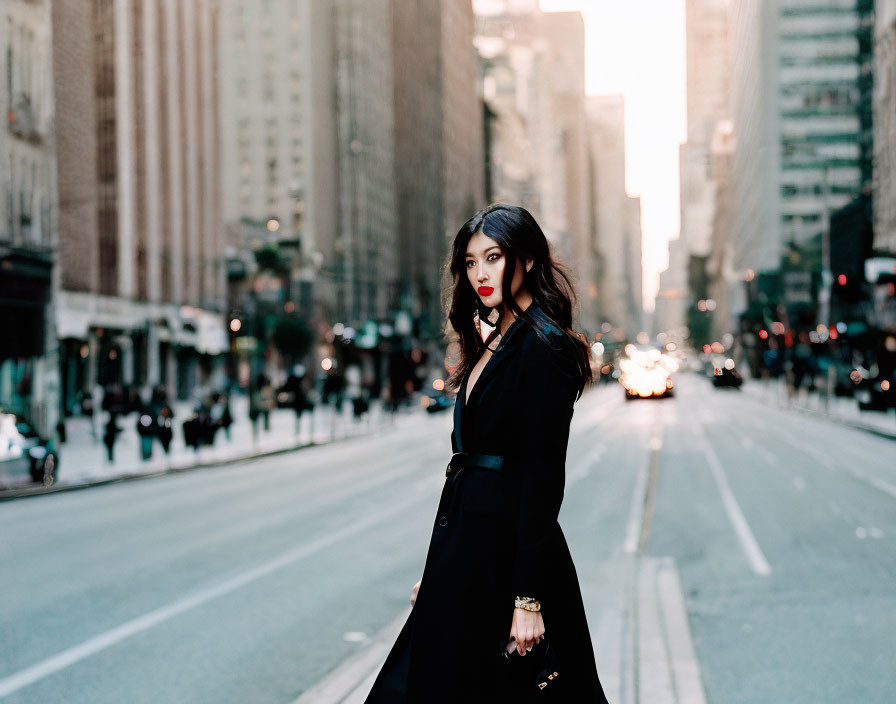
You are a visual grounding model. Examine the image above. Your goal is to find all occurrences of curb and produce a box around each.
[738,384,896,442]
[0,419,400,502]
[771,402,896,442]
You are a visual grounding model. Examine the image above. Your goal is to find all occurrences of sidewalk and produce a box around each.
[741,377,896,440]
[0,395,414,498]
[293,554,707,704]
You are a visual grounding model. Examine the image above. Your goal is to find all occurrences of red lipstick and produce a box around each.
[478,286,494,296]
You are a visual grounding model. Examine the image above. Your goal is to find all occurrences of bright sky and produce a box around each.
[530,0,687,311]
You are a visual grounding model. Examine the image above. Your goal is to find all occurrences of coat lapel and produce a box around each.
[453,310,531,451]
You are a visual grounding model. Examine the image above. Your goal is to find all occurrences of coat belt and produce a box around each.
[446,451,504,476]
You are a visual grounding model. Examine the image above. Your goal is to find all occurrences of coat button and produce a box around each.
[438,516,448,527]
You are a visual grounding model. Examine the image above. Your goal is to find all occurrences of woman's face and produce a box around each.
[465,231,529,309]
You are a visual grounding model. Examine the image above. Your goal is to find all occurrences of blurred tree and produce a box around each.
[272,315,314,363]
[254,245,290,275]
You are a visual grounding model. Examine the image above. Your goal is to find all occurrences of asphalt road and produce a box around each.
[1,376,894,703]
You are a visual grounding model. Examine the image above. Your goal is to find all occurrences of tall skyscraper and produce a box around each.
[332,0,398,328]
[729,0,870,282]
[874,0,896,253]
[476,6,600,333]
[587,96,643,339]
[218,0,337,323]
[392,0,485,343]
[666,0,730,340]
[52,0,227,411]
[0,0,58,434]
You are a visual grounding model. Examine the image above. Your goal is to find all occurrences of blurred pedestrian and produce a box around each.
[136,402,156,461]
[157,404,174,455]
[196,395,217,447]
[210,392,233,442]
[281,366,309,437]
[259,375,275,432]
[103,411,121,463]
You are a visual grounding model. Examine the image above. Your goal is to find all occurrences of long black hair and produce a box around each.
[443,203,592,397]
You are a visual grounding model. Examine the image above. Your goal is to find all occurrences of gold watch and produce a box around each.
[514,596,541,612]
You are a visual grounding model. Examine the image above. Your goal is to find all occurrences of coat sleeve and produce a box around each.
[510,336,577,601]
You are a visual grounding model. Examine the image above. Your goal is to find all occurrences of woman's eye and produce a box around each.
[466,254,499,267]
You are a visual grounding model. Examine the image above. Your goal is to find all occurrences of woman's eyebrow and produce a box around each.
[465,246,501,257]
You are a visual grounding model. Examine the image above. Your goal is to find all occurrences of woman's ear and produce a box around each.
[525,258,533,273]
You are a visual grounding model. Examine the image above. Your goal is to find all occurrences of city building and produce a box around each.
[728,0,872,303]
[439,0,487,299]
[475,4,600,334]
[52,0,228,414]
[332,0,398,328]
[217,0,337,325]
[875,0,896,254]
[586,95,643,339]
[392,0,485,344]
[674,0,730,342]
[0,0,59,435]
[871,0,896,333]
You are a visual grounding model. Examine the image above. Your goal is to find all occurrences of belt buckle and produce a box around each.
[446,451,466,475]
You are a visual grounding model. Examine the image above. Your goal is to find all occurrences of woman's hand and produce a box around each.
[509,608,545,655]
[410,579,421,606]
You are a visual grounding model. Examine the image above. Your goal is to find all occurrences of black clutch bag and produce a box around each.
[500,635,562,694]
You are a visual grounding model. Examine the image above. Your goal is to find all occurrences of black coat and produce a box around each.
[365,303,609,703]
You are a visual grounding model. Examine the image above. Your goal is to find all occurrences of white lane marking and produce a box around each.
[698,435,772,576]
[637,559,675,703]
[783,435,837,470]
[792,476,806,491]
[656,557,708,704]
[846,466,896,500]
[870,527,884,539]
[784,431,896,501]
[856,527,868,539]
[757,447,778,466]
[624,445,653,554]
[0,492,424,699]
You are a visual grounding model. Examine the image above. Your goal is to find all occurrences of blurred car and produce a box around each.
[0,412,59,487]
[420,379,454,414]
[423,393,453,414]
[710,355,744,389]
[618,344,677,400]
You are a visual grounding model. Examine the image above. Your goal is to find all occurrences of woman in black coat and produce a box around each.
[365,204,609,703]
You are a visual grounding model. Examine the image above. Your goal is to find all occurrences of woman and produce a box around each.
[365,204,609,703]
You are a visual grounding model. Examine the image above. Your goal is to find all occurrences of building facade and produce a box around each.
[475,6,600,334]
[729,0,871,279]
[52,0,227,413]
[0,0,59,435]
[218,0,337,326]
[332,0,398,329]
[875,0,896,253]
[586,95,643,339]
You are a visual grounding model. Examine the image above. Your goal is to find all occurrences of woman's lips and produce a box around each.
[478,286,494,296]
